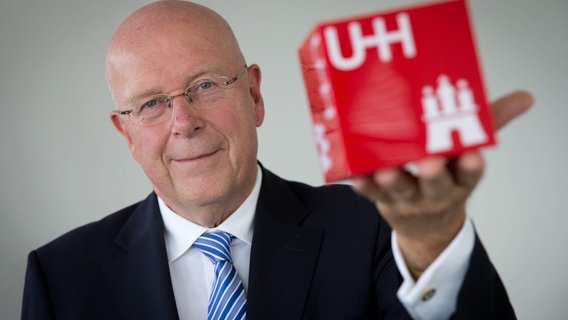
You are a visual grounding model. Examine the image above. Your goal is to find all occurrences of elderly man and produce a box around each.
[22,1,531,319]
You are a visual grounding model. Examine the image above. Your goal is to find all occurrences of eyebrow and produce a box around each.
[125,88,164,108]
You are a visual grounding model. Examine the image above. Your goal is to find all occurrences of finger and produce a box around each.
[491,90,533,130]
[373,168,419,203]
[415,157,453,200]
[453,150,484,189]
[351,175,392,203]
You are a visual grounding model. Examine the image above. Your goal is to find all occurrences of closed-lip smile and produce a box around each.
[173,149,221,162]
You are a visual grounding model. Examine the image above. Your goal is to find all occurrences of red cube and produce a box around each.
[298,0,496,182]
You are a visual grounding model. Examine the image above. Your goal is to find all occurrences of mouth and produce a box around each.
[172,149,221,163]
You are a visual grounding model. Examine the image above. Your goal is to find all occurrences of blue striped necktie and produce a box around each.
[193,231,247,320]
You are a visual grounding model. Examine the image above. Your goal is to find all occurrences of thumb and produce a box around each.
[491,90,533,130]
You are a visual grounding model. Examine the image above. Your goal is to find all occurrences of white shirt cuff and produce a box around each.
[392,218,475,320]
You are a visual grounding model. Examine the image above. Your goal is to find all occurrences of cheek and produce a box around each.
[130,127,169,164]
[208,104,258,158]
[233,111,260,158]
[225,105,258,139]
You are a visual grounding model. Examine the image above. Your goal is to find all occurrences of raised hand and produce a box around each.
[351,91,533,275]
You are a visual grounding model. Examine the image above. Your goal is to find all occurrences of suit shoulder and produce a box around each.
[279,178,384,232]
[261,168,376,214]
[288,179,376,212]
[34,198,146,256]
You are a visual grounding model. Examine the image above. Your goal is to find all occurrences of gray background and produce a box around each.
[1,0,567,319]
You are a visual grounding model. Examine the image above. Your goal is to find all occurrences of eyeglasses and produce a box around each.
[116,66,248,126]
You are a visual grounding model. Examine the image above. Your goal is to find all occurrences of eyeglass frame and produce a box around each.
[114,65,249,125]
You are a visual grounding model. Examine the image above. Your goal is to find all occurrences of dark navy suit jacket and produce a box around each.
[22,167,516,319]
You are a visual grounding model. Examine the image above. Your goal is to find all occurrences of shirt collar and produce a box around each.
[159,166,262,262]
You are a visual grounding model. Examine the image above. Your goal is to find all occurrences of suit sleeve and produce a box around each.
[22,251,56,320]
[376,218,516,319]
[452,236,517,319]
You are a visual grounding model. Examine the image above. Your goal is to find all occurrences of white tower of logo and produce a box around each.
[422,75,488,153]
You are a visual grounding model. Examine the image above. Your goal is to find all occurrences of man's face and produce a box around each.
[108,29,264,223]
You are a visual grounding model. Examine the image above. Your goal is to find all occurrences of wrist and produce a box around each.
[396,212,466,272]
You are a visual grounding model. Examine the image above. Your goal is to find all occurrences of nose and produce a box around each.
[169,92,193,118]
[168,91,191,108]
[169,93,203,135]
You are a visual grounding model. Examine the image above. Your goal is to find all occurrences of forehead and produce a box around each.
[110,35,237,105]
[107,5,243,105]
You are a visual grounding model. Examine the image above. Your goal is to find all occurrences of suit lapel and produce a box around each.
[100,169,323,319]
[247,168,324,319]
[103,194,179,320]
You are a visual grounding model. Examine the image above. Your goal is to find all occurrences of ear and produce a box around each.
[110,111,139,162]
[247,64,265,127]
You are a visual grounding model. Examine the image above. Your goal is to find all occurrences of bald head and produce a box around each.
[106,0,245,106]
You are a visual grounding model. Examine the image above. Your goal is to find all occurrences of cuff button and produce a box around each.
[421,287,436,301]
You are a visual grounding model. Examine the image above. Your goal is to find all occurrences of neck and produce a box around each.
[158,168,259,228]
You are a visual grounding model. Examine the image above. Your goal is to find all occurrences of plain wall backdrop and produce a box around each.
[1,0,567,318]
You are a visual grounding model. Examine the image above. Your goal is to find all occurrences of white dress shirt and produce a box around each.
[159,167,261,319]
[159,166,474,320]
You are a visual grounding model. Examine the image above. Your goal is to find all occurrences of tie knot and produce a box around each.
[193,231,235,264]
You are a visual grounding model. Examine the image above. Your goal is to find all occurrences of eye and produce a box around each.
[140,96,168,110]
[197,81,215,90]
[187,80,220,101]
[143,100,160,108]
[136,96,168,116]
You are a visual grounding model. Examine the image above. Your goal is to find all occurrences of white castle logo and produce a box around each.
[422,75,488,153]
